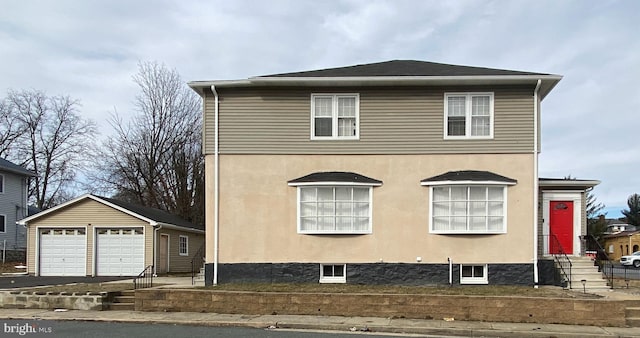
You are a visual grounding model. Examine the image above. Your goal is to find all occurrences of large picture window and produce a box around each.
[430,185,506,234]
[444,93,493,139]
[311,94,359,140]
[298,186,371,234]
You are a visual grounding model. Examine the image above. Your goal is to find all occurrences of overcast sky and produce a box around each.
[1,0,638,217]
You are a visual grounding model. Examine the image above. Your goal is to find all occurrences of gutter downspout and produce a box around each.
[211,85,220,285]
[533,79,542,288]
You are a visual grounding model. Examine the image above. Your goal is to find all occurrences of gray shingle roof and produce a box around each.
[288,172,382,185]
[95,195,204,231]
[0,158,36,177]
[421,170,517,184]
[262,60,550,78]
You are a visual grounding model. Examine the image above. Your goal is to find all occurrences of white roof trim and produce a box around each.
[18,194,158,226]
[421,180,517,186]
[157,222,205,234]
[288,181,382,187]
[539,180,600,187]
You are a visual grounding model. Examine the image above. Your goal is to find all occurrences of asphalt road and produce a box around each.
[0,276,131,289]
[10,321,452,338]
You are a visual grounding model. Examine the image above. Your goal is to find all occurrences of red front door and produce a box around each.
[549,201,573,254]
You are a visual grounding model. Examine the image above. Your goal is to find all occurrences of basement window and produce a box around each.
[320,264,346,283]
[460,264,488,284]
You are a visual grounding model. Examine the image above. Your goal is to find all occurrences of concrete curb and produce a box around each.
[1,309,639,338]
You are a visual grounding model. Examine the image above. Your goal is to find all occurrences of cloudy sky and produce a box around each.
[1,0,638,217]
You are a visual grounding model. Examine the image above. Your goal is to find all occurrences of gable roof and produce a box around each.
[288,171,382,186]
[0,158,36,177]
[189,60,562,100]
[18,194,203,232]
[421,170,517,185]
[263,60,550,78]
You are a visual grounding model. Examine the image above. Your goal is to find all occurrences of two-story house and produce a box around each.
[189,60,596,287]
[0,157,35,261]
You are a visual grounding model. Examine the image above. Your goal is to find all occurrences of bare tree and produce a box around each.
[2,89,96,209]
[98,61,203,225]
[0,94,28,157]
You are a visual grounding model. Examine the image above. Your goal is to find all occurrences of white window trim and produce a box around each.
[296,186,373,235]
[444,92,494,140]
[460,264,488,284]
[427,183,508,234]
[179,235,189,256]
[310,93,360,140]
[0,214,5,233]
[319,264,346,283]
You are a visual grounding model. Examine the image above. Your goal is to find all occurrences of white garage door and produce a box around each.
[96,228,145,276]
[39,228,86,276]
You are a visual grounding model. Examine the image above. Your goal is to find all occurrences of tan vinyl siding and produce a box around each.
[157,228,204,273]
[203,85,535,155]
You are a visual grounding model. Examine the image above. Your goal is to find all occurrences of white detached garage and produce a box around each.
[20,194,204,277]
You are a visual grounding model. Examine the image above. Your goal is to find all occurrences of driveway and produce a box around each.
[0,275,132,289]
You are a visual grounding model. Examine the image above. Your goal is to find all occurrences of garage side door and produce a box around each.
[39,229,86,276]
[96,228,145,276]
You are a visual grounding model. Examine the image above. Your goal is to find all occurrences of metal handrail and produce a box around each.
[583,234,614,288]
[133,265,154,289]
[547,232,572,288]
[191,243,205,285]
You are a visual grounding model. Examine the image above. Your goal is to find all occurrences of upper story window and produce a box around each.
[421,170,516,234]
[288,172,382,234]
[0,174,4,193]
[311,94,359,140]
[444,93,494,139]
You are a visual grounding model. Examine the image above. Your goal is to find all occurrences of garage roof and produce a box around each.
[18,194,204,232]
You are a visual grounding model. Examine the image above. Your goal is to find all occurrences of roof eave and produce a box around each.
[189,75,562,99]
[156,222,205,234]
[538,179,601,188]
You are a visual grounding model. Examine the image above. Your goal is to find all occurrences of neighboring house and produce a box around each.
[0,157,36,260]
[189,60,596,286]
[603,219,635,235]
[603,231,640,261]
[18,194,204,276]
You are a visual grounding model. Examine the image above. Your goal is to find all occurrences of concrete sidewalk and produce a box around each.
[0,308,639,338]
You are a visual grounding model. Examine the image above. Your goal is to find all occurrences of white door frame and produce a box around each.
[541,191,582,256]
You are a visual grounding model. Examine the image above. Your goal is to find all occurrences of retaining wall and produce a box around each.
[0,291,109,311]
[136,289,629,327]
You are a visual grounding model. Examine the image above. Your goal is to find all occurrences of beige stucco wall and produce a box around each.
[206,153,536,265]
[26,199,152,275]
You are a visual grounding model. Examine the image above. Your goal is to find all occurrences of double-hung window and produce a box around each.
[311,94,359,140]
[179,235,188,256]
[444,93,494,139]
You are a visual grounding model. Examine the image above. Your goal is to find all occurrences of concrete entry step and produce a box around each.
[106,290,135,311]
